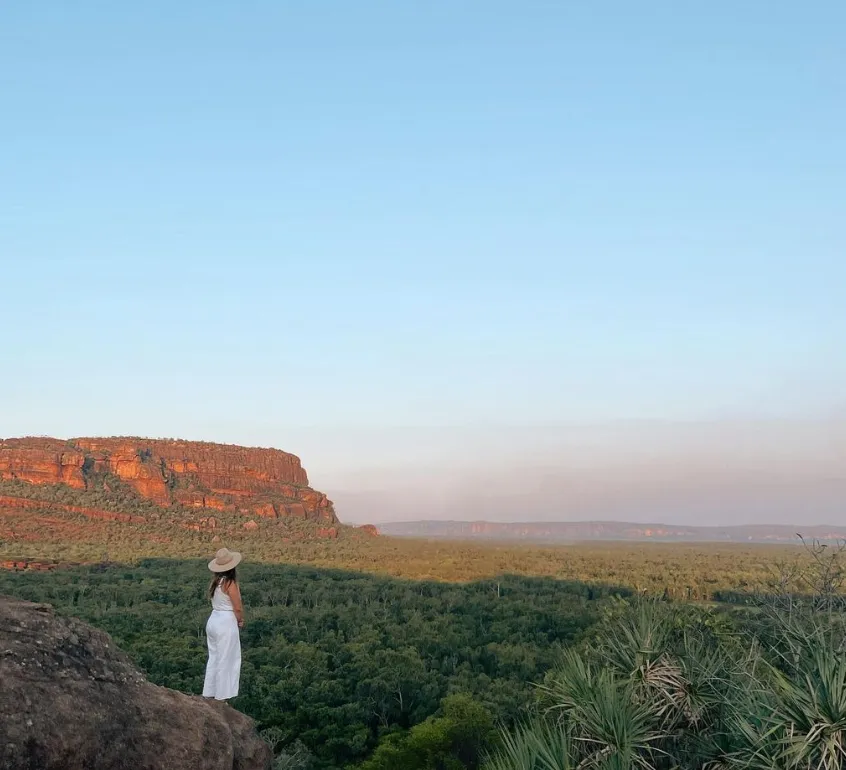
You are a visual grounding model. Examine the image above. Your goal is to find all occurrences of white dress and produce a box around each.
[202,584,241,700]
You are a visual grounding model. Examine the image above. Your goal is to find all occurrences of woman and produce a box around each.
[203,547,244,701]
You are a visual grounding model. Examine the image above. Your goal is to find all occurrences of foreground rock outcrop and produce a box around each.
[0,594,271,770]
[0,436,337,522]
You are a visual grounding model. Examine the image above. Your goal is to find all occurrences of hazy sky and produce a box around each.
[1,3,843,525]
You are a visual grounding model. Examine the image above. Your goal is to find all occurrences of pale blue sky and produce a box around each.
[1,3,843,522]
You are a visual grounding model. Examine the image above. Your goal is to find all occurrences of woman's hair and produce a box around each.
[208,567,237,599]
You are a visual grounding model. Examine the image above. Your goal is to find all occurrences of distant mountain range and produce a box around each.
[376,520,846,544]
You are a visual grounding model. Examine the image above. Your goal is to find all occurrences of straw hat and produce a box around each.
[208,547,242,573]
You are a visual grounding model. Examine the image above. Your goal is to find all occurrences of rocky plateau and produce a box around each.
[0,436,338,523]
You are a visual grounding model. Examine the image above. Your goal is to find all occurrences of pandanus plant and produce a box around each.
[485,599,846,770]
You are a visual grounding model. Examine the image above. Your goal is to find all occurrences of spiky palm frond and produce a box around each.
[637,655,688,727]
[672,630,754,730]
[592,602,690,735]
[596,601,674,677]
[498,595,846,770]
[539,648,598,721]
[541,651,666,769]
[772,648,846,770]
[722,720,785,770]
[483,720,574,770]
[570,682,666,770]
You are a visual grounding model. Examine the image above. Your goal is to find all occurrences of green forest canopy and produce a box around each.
[1,537,842,768]
[0,560,624,769]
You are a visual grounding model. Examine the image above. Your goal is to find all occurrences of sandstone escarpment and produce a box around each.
[0,594,271,770]
[0,437,337,523]
[0,441,87,489]
[356,524,380,536]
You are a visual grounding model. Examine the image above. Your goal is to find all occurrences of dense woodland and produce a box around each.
[3,476,844,767]
[2,539,845,768]
[0,560,625,768]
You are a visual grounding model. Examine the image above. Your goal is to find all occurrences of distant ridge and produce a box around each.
[377,520,846,544]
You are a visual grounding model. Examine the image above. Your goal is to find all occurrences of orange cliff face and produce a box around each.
[0,436,338,524]
[357,524,379,536]
[0,441,87,490]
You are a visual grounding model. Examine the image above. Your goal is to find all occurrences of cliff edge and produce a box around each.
[0,594,271,770]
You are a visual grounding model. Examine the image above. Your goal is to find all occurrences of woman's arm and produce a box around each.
[226,580,245,628]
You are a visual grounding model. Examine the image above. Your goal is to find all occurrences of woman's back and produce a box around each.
[211,583,234,612]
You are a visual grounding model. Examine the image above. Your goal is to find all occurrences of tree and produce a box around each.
[358,694,495,770]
